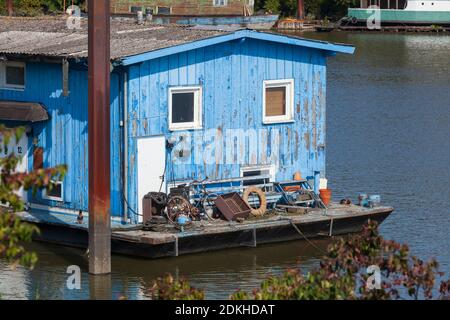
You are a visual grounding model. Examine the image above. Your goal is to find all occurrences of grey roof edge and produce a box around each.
[117,29,355,66]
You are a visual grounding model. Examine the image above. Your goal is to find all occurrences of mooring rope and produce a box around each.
[280,217,328,255]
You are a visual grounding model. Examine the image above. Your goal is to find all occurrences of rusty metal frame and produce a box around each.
[88,0,111,275]
[7,0,13,17]
[297,0,305,20]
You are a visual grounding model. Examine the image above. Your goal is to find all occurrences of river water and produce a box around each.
[1,32,449,300]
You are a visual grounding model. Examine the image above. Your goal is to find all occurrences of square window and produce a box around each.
[43,181,64,202]
[213,0,227,6]
[169,86,202,131]
[172,92,195,124]
[130,6,143,13]
[1,62,25,89]
[6,66,25,86]
[266,87,286,117]
[263,79,294,124]
[157,6,171,15]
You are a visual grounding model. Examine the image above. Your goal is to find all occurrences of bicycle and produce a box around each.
[166,177,221,223]
[190,178,221,221]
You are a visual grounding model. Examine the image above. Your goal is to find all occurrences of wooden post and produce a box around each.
[7,0,13,16]
[89,274,112,300]
[88,0,111,275]
[297,0,304,20]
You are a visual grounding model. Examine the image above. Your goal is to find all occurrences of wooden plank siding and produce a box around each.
[0,62,123,217]
[0,37,330,223]
[110,0,253,16]
[125,38,328,222]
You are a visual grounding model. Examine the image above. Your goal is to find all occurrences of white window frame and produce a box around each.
[156,6,172,15]
[262,79,294,124]
[0,61,26,90]
[213,0,228,6]
[240,165,276,183]
[43,180,64,202]
[168,86,203,131]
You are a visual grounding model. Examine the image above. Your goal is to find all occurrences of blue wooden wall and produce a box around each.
[126,38,327,221]
[1,37,329,223]
[0,62,123,217]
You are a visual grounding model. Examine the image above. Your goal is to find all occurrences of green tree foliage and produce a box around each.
[0,125,66,268]
[0,0,86,16]
[255,0,350,19]
[336,0,359,6]
[150,274,205,300]
[0,0,43,16]
[232,222,449,300]
[150,222,450,300]
[264,0,281,14]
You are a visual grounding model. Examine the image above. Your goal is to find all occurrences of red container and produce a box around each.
[215,193,251,221]
[319,189,332,206]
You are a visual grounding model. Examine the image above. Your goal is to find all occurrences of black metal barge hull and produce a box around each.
[17,204,393,259]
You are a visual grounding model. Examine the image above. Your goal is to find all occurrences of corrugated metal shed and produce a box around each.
[0,17,230,60]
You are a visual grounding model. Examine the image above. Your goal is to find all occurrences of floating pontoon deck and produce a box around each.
[16,204,393,259]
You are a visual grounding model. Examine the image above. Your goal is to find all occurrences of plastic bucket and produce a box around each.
[319,189,332,206]
[177,216,191,225]
[358,193,368,206]
[369,195,381,207]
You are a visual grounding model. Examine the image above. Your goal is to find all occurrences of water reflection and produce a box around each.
[1,239,329,300]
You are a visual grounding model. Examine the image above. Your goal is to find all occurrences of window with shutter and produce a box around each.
[265,87,286,117]
[263,79,294,124]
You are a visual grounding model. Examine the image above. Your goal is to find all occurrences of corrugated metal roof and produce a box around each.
[0,17,354,64]
[0,17,230,60]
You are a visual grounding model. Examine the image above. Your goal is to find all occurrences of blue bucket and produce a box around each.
[358,193,368,206]
[177,216,191,225]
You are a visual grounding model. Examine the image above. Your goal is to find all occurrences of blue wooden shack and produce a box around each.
[0,17,354,224]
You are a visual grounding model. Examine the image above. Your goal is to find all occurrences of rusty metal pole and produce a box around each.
[88,0,111,275]
[7,0,13,17]
[297,0,305,20]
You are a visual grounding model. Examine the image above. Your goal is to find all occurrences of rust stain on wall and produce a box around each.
[304,132,310,151]
[143,119,148,133]
[132,119,138,136]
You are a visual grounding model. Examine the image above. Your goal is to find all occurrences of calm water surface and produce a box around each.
[1,32,449,300]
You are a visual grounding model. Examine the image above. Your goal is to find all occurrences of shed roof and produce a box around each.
[0,101,49,123]
[0,17,354,65]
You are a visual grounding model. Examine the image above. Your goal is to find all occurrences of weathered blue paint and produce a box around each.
[125,38,331,222]
[0,62,123,217]
[0,31,353,224]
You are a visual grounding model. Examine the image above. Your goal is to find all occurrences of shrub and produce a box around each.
[148,221,450,300]
[0,125,66,269]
